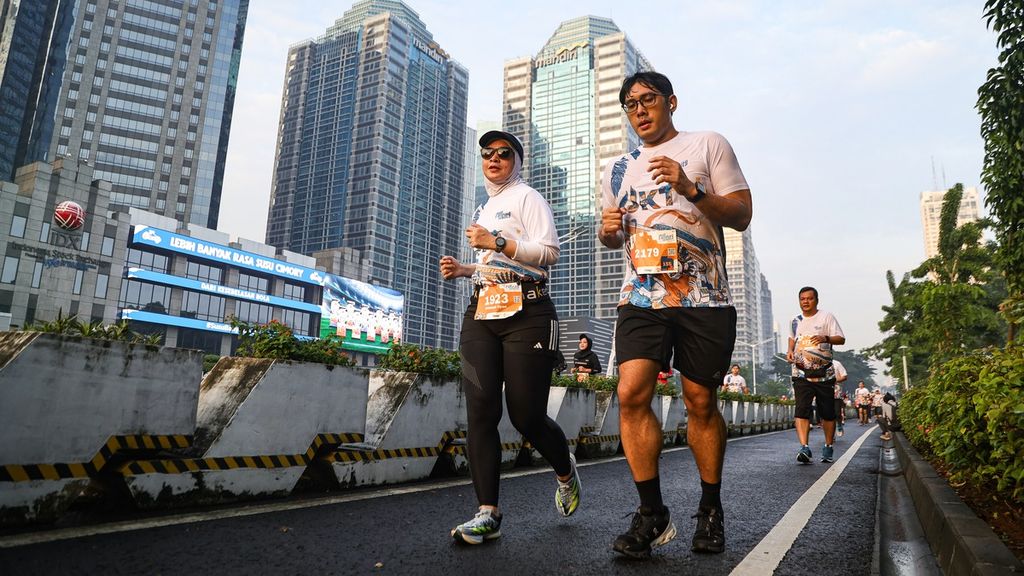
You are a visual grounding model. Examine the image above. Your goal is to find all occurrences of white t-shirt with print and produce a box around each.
[600,131,749,309]
[832,360,847,398]
[789,310,845,381]
[723,373,746,393]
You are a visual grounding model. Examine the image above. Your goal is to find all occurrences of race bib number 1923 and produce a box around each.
[475,282,523,320]
[630,229,679,274]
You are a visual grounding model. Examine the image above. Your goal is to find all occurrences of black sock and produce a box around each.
[635,477,664,515]
[700,480,722,511]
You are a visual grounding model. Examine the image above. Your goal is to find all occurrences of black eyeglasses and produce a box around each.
[622,92,664,114]
[481,146,513,160]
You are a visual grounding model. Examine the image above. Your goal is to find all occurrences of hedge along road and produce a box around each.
[1,425,889,575]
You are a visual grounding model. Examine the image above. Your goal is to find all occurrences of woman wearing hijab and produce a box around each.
[572,334,602,381]
[439,130,581,544]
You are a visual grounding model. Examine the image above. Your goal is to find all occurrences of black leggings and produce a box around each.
[460,297,571,507]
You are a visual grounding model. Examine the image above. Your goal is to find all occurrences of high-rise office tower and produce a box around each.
[0,0,78,181]
[502,16,652,319]
[920,186,981,259]
[724,227,773,367]
[267,0,468,349]
[2,0,248,230]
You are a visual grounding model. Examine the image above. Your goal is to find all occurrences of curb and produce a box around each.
[892,432,1022,575]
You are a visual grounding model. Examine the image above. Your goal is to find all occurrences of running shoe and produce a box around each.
[691,506,725,553]
[612,507,677,558]
[797,445,812,464]
[837,423,845,437]
[821,444,835,463]
[555,452,582,517]
[451,509,501,544]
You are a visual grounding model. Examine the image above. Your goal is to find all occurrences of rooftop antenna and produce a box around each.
[931,156,938,191]
[941,164,947,190]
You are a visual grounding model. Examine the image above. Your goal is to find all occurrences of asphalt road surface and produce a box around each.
[1,424,899,575]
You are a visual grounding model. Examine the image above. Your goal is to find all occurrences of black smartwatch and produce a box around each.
[689,180,706,203]
[494,236,507,254]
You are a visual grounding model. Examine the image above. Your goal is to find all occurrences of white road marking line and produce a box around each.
[0,431,777,549]
[730,426,877,576]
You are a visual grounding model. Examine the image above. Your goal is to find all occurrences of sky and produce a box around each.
[218,0,1000,370]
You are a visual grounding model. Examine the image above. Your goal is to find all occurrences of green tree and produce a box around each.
[867,186,1006,380]
[832,349,877,392]
[977,0,1024,341]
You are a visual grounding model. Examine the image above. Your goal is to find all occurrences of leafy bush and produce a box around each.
[203,354,220,372]
[377,342,460,380]
[902,345,1024,504]
[552,373,619,392]
[27,310,162,346]
[230,317,354,367]
[550,374,682,396]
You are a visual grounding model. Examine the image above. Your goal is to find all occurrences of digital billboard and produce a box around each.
[320,273,404,354]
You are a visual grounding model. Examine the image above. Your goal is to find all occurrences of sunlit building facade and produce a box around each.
[1,0,249,229]
[266,0,468,349]
[502,16,652,319]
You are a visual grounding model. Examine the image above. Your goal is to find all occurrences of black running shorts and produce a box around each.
[614,303,736,388]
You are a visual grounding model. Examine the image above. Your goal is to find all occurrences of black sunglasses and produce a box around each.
[481,146,513,160]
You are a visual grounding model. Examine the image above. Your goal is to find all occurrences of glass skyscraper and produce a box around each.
[0,0,248,230]
[0,0,77,180]
[502,16,652,320]
[266,0,468,350]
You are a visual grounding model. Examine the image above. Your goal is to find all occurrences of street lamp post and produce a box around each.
[899,345,911,390]
[736,336,776,395]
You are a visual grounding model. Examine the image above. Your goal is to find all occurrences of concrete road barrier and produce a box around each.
[118,357,367,507]
[0,332,201,524]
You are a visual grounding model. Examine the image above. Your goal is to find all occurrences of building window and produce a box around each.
[38,222,51,242]
[1,256,19,283]
[176,328,222,355]
[234,300,272,325]
[94,273,108,298]
[9,215,26,238]
[180,290,225,322]
[125,248,169,273]
[72,269,84,294]
[101,236,115,256]
[185,259,223,283]
[31,261,43,288]
[119,279,172,313]
[237,272,269,293]
[282,282,306,302]
[281,309,312,337]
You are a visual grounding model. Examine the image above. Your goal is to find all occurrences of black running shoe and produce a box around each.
[612,507,677,559]
[691,506,725,553]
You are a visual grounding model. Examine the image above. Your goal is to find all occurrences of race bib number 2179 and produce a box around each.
[630,229,679,274]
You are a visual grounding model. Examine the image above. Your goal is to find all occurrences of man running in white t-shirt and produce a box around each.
[722,364,746,393]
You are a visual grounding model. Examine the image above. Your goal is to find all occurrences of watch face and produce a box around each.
[495,237,506,252]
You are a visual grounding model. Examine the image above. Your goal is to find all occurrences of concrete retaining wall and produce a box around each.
[0,332,201,522]
[121,357,367,507]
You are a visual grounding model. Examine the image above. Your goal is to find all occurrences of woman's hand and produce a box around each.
[465,223,497,251]
[439,255,469,280]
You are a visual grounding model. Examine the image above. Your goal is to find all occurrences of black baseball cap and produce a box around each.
[478,130,523,161]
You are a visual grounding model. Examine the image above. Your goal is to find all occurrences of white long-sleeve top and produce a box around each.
[472,181,559,283]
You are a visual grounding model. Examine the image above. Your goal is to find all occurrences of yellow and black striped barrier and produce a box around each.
[117,432,364,477]
[578,434,622,445]
[1,434,192,483]
[326,430,475,463]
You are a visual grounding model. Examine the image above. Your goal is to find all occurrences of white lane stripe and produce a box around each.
[729,426,877,576]
[0,432,779,549]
